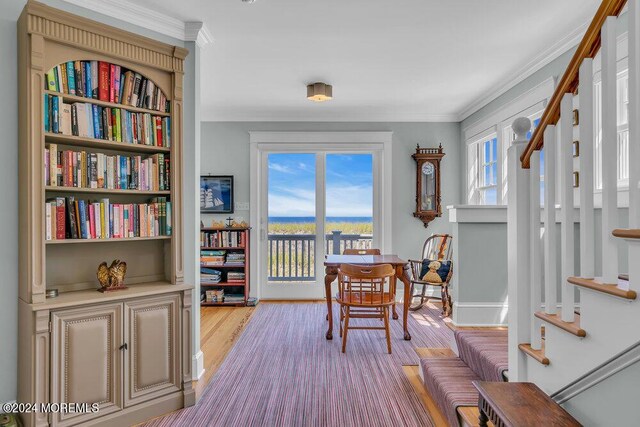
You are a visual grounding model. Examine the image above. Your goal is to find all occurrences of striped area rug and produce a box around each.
[144,302,453,427]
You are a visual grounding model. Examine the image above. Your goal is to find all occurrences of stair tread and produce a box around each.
[612,228,640,239]
[568,276,637,300]
[534,312,586,337]
[519,343,550,365]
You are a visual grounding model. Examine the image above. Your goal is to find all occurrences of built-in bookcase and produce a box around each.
[19,4,187,301]
[18,2,194,425]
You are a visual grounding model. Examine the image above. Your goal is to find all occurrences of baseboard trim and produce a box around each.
[192,350,205,381]
[452,301,509,327]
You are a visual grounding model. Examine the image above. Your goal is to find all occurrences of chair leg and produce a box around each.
[339,305,344,337]
[383,306,392,354]
[342,306,350,353]
[443,285,452,317]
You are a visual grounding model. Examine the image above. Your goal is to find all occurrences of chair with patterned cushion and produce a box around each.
[408,234,454,315]
[336,263,396,353]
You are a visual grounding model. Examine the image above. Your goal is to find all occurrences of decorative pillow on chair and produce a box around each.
[419,259,451,283]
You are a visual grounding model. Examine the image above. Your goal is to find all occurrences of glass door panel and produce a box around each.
[267,153,317,283]
[325,154,374,255]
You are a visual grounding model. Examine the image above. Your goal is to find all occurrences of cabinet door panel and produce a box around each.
[124,294,181,407]
[51,303,123,426]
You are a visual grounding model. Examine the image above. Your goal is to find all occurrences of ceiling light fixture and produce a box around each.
[307,82,333,102]
[242,0,257,3]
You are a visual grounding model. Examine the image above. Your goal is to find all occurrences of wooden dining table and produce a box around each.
[324,254,413,341]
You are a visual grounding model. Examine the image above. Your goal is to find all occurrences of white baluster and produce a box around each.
[601,17,619,283]
[629,0,640,230]
[530,149,543,350]
[544,125,558,315]
[579,58,595,279]
[560,93,576,322]
[507,117,532,381]
[627,0,640,297]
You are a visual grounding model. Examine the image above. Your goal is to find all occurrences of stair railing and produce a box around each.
[508,0,640,381]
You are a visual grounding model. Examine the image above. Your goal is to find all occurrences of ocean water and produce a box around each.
[269,217,372,223]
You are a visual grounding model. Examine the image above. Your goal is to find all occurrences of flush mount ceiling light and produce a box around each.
[307,82,333,102]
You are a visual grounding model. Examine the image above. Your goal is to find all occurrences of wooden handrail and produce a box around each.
[520,0,628,168]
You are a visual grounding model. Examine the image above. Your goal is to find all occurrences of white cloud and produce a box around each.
[268,163,296,174]
[269,182,372,217]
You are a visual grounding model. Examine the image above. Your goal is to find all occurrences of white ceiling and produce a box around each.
[101,0,601,122]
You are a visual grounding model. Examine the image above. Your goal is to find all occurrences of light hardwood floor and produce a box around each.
[194,306,256,398]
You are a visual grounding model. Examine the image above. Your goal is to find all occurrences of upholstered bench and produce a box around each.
[420,357,482,427]
[454,330,508,382]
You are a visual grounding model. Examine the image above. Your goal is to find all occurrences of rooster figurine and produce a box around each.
[97,259,127,292]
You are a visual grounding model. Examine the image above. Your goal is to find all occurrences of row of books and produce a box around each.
[227,272,245,283]
[46,61,169,112]
[200,268,222,285]
[44,94,171,148]
[44,196,171,240]
[200,250,226,267]
[225,252,245,266]
[45,145,170,192]
[200,230,246,248]
[203,289,225,303]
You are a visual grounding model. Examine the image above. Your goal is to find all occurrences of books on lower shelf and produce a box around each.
[44,94,171,148]
[201,268,222,284]
[202,289,245,304]
[46,61,169,112]
[201,250,226,266]
[44,196,171,240]
[45,145,169,191]
[227,272,245,283]
[200,230,246,248]
[225,252,245,266]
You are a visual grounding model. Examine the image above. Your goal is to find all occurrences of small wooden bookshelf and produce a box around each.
[200,227,250,306]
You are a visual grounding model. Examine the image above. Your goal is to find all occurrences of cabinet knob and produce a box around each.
[119,343,128,351]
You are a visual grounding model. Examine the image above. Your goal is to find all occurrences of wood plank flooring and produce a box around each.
[194,305,256,398]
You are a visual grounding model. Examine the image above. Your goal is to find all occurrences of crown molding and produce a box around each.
[457,19,590,122]
[60,0,212,46]
[185,22,213,48]
[202,107,460,123]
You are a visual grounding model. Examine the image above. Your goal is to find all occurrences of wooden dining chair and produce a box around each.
[341,248,391,320]
[336,263,396,354]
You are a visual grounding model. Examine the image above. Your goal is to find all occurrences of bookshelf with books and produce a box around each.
[200,227,250,306]
[18,2,194,426]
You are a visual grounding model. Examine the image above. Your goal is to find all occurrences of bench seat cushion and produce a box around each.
[454,330,508,382]
[420,357,481,427]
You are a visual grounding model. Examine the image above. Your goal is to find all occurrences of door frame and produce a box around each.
[249,131,394,300]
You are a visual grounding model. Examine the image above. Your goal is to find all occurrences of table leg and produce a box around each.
[392,275,399,320]
[325,266,338,340]
[397,264,412,340]
[478,409,489,427]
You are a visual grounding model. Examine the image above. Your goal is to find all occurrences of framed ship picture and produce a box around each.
[200,175,234,213]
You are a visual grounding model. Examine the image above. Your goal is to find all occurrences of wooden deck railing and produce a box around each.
[520,0,627,168]
[268,232,373,282]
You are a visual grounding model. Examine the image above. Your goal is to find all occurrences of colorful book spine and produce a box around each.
[66,61,76,95]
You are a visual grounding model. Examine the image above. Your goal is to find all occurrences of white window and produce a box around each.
[463,77,554,206]
[467,133,498,205]
[594,66,630,190]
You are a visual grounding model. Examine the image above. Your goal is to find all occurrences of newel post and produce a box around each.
[507,117,532,382]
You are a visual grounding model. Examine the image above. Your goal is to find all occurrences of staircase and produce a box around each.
[507,0,640,423]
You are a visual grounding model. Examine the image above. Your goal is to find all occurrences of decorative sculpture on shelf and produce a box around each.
[210,219,226,228]
[412,143,445,227]
[97,259,128,292]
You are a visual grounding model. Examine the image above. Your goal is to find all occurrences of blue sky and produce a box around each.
[268,153,373,217]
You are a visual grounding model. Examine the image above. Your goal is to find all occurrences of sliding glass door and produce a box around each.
[262,152,374,299]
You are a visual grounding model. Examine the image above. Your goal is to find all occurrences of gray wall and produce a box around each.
[0,0,194,403]
[200,122,462,261]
